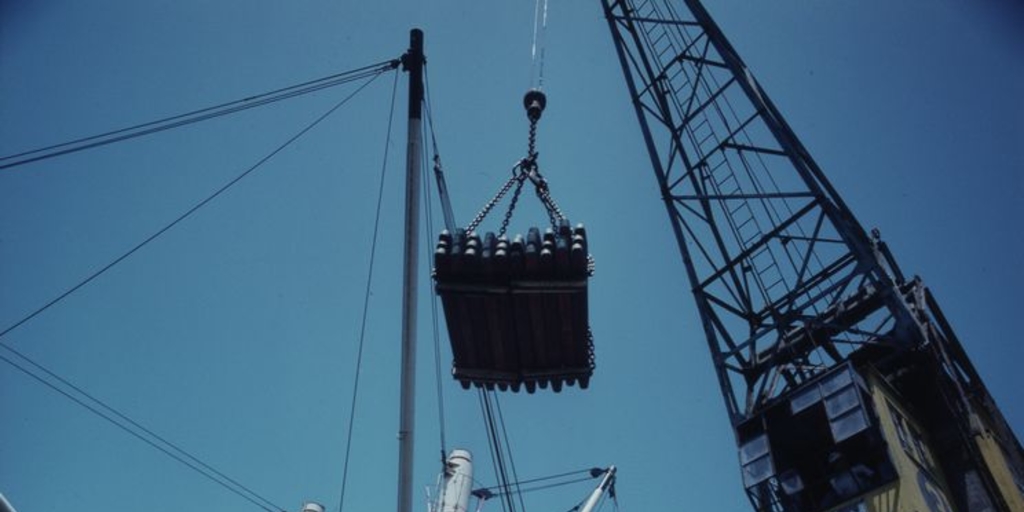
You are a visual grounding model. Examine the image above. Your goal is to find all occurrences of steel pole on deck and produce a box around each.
[396,28,424,512]
[0,493,18,512]
[579,467,616,512]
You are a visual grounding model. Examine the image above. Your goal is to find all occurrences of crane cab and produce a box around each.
[737,363,966,512]
[433,220,593,392]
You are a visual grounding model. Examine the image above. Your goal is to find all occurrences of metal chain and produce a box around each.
[534,184,565,227]
[465,170,522,234]
[527,118,538,161]
[524,116,565,228]
[464,108,567,234]
[499,179,527,237]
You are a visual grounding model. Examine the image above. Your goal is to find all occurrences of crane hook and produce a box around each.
[524,89,547,122]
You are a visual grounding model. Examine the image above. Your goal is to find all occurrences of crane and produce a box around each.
[601,1,1024,512]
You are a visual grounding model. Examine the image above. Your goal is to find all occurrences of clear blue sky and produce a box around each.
[1,2,1022,512]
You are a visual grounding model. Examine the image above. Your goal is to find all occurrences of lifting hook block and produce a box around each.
[524,89,547,122]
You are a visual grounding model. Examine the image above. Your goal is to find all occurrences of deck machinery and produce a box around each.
[601,1,1023,511]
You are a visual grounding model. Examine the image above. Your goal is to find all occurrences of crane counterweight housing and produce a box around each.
[434,220,594,393]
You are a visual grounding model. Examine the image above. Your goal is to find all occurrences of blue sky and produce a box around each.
[1,2,1022,512]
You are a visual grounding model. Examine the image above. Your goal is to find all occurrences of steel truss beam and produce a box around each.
[603,3,1024,512]
[601,0,919,423]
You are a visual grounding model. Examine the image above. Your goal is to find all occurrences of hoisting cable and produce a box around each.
[529,0,550,90]
[0,59,400,171]
[335,68,401,512]
[0,347,285,512]
[0,68,392,342]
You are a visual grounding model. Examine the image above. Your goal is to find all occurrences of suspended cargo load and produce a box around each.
[433,89,595,392]
[434,219,594,392]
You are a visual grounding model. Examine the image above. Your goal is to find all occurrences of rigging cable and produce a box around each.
[423,65,457,233]
[0,348,285,512]
[422,63,449,460]
[486,475,599,498]
[493,394,528,512]
[478,390,529,512]
[335,68,401,512]
[421,108,455,512]
[473,468,595,494]
[478,390,515,512]
[0,69,392,343]
[0,65,396,511]
[0,60,400,171]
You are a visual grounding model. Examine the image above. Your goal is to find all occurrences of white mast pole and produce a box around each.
[579,467,616,512]
[0,493,18,512]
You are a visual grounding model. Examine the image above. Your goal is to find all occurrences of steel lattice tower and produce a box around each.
[601,1,1023,511]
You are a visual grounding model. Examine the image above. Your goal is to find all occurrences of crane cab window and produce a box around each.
[739,364,896,512]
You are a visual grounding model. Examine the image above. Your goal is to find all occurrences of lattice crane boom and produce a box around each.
[602,2,1024,512]
[602,0,917,422]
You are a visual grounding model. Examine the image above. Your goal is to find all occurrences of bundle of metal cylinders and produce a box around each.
[434,221,589,281]
[433,219,593,393]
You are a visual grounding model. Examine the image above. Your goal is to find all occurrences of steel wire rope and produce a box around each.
[0,66,394,511]
[564,496,589,512]
[479,387,512,512]
[475,390,502,511]
[423,65,457,232]
[478,390,517,512]
[0,70,390,342]
[419,111,450,512]
[422,65,449,462]
[478,389,533,512]
[0,60,400,171]
[492,394,528,512]
[1,60,389,161]
[422,119,448,460]
[475,394,596,511]
[0,351,285,512]
[562,473,616,512]
[481,474,597,497]
[335,68,401,512]
[474,468,594,493]
[529,0,550,90]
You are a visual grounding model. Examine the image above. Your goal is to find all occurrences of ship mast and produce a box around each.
[397,28,425,512]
